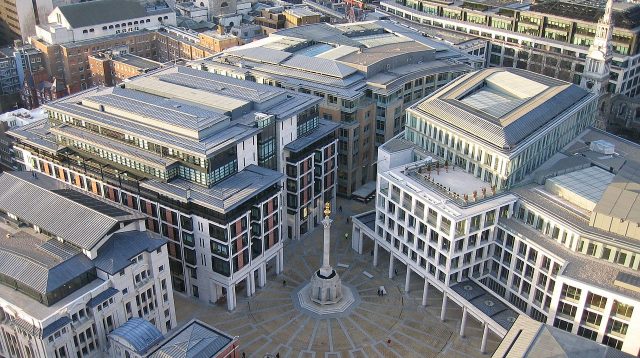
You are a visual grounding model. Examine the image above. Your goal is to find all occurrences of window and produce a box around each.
[582,310,602,327]
[561,284,581,301]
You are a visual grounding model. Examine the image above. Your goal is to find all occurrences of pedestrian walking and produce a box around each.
[242,353,246,358]
[394,268,398,276]
[370,249,374,256]
[282,280,287,287]
[387,339,392,346]
[339,205,343,212]
[344,233,349,240]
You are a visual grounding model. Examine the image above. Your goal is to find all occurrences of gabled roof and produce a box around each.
[110,318,164,354]
[0,171,145,250]
[56,0,172,29]
[148,320,234,358]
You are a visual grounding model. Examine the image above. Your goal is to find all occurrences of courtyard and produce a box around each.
[174,198,500,357]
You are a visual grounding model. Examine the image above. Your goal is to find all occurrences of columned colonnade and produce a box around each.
[226,247,284,311]
[352,221,500,354]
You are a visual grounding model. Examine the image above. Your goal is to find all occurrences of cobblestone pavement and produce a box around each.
[174,198,500,357]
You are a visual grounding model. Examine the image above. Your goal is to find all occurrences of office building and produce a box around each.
[353,68,640,356]
[194,20,481,197]
[0,170,176,358]
[9,65,337,310]
[379,0,640,97]
[402,68,597,190]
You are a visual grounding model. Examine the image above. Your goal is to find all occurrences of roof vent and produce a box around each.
[484,300,495,307]
[589,140,615,155]
[463,285,473,291]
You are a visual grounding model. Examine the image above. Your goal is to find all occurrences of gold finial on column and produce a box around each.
[324,202,331,216]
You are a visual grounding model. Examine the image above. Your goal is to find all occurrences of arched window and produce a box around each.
[109,25,113,29]
[82,29,88,34]
[146,19,150,23]
[221,1,228,6]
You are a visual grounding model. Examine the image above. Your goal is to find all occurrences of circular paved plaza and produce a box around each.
[174,199,500,358]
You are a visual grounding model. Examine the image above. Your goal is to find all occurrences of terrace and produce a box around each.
[402,159,502,207]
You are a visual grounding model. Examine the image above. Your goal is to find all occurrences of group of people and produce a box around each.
[377,287,385,296]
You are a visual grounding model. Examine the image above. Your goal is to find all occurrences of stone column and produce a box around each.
[480,323,489,353]
[246,275,252,297]
[460,307,467,337]
[404,266,411,293]
[278,249,284,275]
[388,254,395,279]
[422,279,429,306]
[440,291,447,321]
[373,241,379,267]
[320,207,333,277]
[227,284,236,311]
[275,253,281,275]
[258,263,266,288]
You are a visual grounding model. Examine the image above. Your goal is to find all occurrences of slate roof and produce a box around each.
[87,287,119,308]
[411,68,591,151]
[42,317,71,338]
[110,318,164,354]
[56,0,172,29]
[0,171,145,250]
[94,231,167,275]
[148,320,235,358]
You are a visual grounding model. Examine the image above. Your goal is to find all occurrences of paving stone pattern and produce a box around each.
[174,199,500,357]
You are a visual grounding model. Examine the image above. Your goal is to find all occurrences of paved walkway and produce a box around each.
[174,198,500,357]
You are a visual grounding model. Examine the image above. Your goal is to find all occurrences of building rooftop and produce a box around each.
[55,0,173,29]
[411,68,592,151]
[529,0,640,29]
[43,66,319,157]
[113,53,162,70]
[110,318,164,355]
[284,119,339,152]
[0,220,93,296]
[93,230,167,275]
[382,160,517,218]
[147,320,236,358]
[285,7,322,18]
[499,216,640,300]
[493,315,634,358]
[200,19,477,97]
[451,280,519,330]
[0,171,145,251]
[545,166,615,210]
[141,164,282,213]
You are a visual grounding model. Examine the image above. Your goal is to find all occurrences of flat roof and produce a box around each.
[546,166,615,208]
[411,68,592,151]
[113,53,162,69]
[382,162,517,218]
[451,280,518,330]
